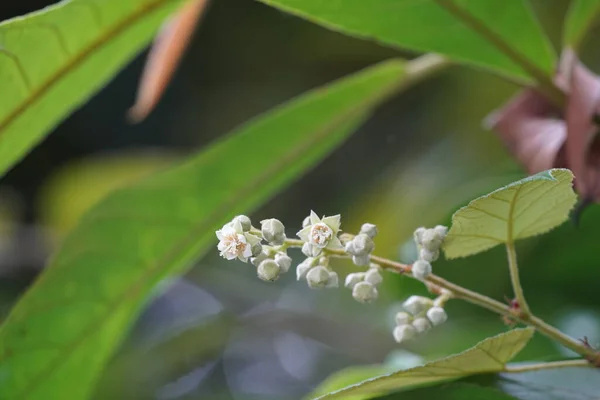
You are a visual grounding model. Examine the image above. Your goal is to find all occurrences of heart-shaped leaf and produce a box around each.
[258,0,555,82]
[0,59,408,400]
[0,0,185,177]
[313,328,534,399]
[443,169,577,259]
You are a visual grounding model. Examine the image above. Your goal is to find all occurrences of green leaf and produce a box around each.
[258,0,555,82]
[381,382,519,400]
[0,59,407,400]
[313,328,534,399]
[443,169,577,259]
[0,0,185,178]
[563,0,600,49]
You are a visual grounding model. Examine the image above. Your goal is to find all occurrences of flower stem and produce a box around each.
[282,238,598,362]
[506,241,531,317]
[503,359,592,373]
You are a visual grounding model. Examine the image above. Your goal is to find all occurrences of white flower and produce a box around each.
[306,266,331,288]
[412,317,432,333]
[257,259,281,282]
[344,272,365,289]
[297,211,343,256]
[412,260,432,281]
[427,307,448,326]
[216,220,261,262]
[403,295,433,316]
[393,324,417,343]
[352,281,378,303]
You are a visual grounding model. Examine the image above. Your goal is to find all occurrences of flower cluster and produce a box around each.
[344,223,377,266]
[344,265,383,303]
[393,296,448,343]
[410,225,447,280]
[297,211,343,257]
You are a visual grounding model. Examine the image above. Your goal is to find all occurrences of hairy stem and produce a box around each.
[503,359,592,373]
[283,238,598,361]
[506,241,530,317]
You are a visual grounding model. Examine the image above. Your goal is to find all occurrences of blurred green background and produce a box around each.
[1,0,599,399]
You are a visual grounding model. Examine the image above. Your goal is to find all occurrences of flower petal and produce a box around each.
[216,230,224,240]
[242,244,253,259]
[310,210,320,225]
[297,226,311,241]
[322,214,341,232]
[231,219,244,234]
[244,233,261,246]
[327,236,343,250]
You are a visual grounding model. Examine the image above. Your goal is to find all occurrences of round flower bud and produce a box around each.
[352,254,370,266]
[250,251,268,267]
[434,225,448,239]
[393,324,417,343]
[403,295,433,316]
[261,218,286,245]
[412,317,432,333]
[413,227,426,246]
[344,240,356,254]
[427,307,448,326]
[233,215,252,232]
[360,223,378,238]
[306,266,331,288]
[251,242,263,258]
[344,272,365,289]
[395,311,412,326]
[421,229,442,252]
[296,258,315,280]
[302,216,311,228]
[365,268,383,286]
[412,260,432,281]
[352,281,378,303]
[326,271,339,288]
[419,248,439,263]
[351,234,374,255]
[257,259,280,282]
[274,252,292,273]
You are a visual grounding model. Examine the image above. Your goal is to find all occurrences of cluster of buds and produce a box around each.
[296,256,339,288]
[344,264,383,303]
[215,215,292,282]
[393,295,448,343]
[411,225,447,280]
[344,223,377,266]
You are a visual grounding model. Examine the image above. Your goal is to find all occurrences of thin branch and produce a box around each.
[504,359,592,373]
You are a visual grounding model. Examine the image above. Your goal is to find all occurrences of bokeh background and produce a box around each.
[1,1,599,399]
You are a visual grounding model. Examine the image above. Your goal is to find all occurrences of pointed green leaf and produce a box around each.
[0,0,185,178]
[443,169,577,259]
[314,328,534,399]
[0,59,408,400]
[258,0,555,82]
[563,0,600,48]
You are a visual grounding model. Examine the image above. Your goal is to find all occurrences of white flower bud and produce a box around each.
[412,317,432,333]
[233,215,252,232]
[419,248,439,262]
[257,259,280,282]
[261,218,286,245]
[434,225,448,239]
[352,254,370,266]
[352,281,378,303]
[427,307,448,326]
[403,295,433,316]
[395,311,412,326]
[306,266,331,288]
[326,271,339,288]
[274,252,292,273]
[393,324,417,343]
[344,240,355,254]
[360,223,378,238]
[302,216,311,228]
[349,234,374,256]
[296,258,315,280]
[413,227,426,246]
[365,268,383,286]
[412,260,432,281]
[344,272,365,289]
[251,242,263,257]
[250,251,268,267]
[302,242,321,257]
[421,228,444,252]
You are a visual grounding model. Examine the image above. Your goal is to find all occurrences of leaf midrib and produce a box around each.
[0,0,176,136]
[7,71,402,398]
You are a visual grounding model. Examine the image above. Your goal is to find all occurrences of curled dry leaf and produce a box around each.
[488,49,600,202]
[129,0,209,122]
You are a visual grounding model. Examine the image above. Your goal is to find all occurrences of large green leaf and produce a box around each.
[0,0,185,177]
[443,169,576,259]
[0,59,408,400]
[258,0,555,82]
[313,328,534,399]
[382,382,519,400]
[563,0,600,49]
